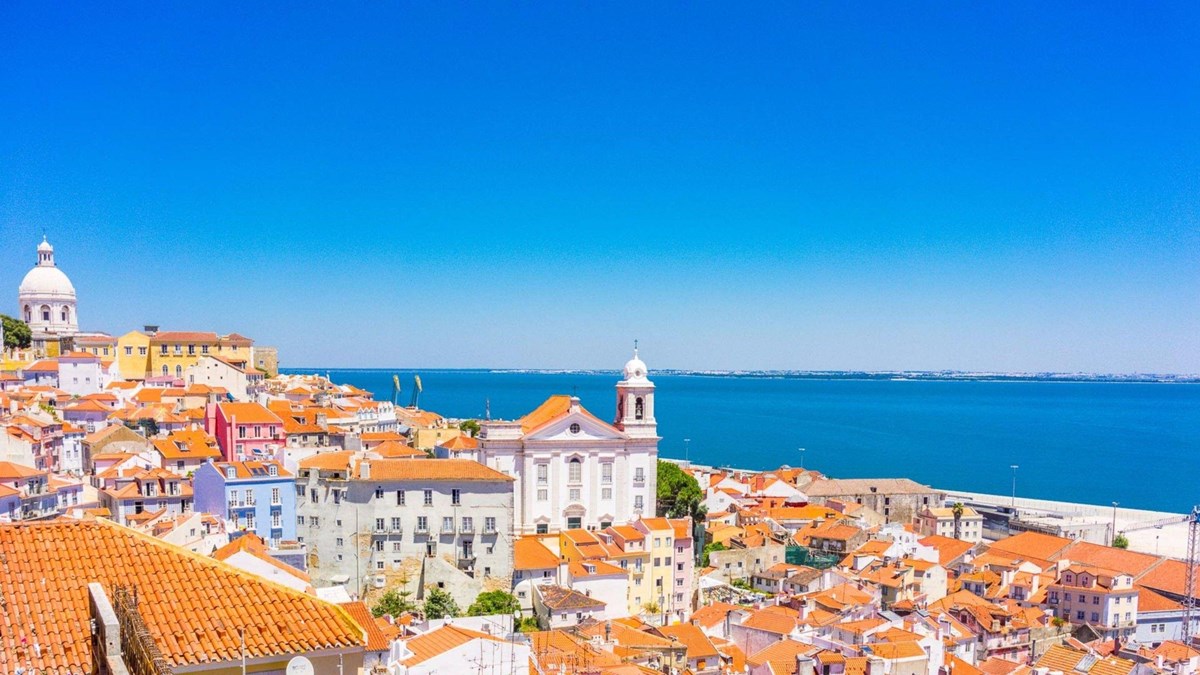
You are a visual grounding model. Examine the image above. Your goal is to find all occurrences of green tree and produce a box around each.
[1112,533,1129,549]
[423,587,461,620]
[730,578,752,591]
[516,616,541,632]
[1,315,31,350]
[656,460,705,520]
[371,588,416,618]
[467,590,519,616]
[952,502,965,540]
[458,419,481,437]
[701,541,726,567]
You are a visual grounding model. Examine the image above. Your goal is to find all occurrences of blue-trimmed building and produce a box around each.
[194,460,296,546]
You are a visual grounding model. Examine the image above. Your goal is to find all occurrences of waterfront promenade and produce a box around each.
[944,489,1192,559]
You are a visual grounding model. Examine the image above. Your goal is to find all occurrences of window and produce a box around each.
[634,495,644,509]
[568,458,582,483]
[602,488,613,500]
[187,344,195,355]
[272,512,281,528]
[569,488,581,501]
[536,523,549,534]
[567,517,582,530]
[374,541,383,552]
[310,516,319,526]
[423,489,433,506]
[634,467,645,482]
[452,489,461,505]
[417,516,428,532]
[336,537,344,547]
[602,463,613,484]
[393,542,402,552]
[270,487,280,505]
[397,490,405,505]
[202,345,209,354]
[1078,594,1085,602]
[1093,596,1099,605]
[635,397,644,419]
[374,487,384,499]
[442,516,454,533]
[462,517,473,532]
[310,488,318,501]
[485,517,496,533]
[268,464,278,477]
[391,517,401,531]
[160,344,169,355]
[139,346,147,356]
[1076,611,1085,620]
[1091,612,1100,622]
[570,423,581,434]
[537,464,548,484]
[333,490,341,504]
[375,518,385,531]
[537,489,548,501]
[125,346,133,356]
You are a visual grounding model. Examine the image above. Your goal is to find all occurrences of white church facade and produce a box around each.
[478,348,660,534]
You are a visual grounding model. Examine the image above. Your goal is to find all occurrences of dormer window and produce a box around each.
[268,464,278,477]
[225,466,236,479]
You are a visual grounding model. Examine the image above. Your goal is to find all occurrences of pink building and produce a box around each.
[204,402,283,461]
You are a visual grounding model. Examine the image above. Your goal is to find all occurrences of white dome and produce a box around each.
[19,265,76,300]
[623,347,649,382]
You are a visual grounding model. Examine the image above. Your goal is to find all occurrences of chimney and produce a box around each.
[867,657,885,675]
[569,396,580,412]
[360,461,370,480]
[796,655,816,675]
[1154,655,1163,669]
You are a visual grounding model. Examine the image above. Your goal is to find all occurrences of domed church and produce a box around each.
[18,236,79,356]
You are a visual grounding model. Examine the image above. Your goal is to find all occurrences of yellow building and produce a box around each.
[148,331,221,379]
[638,518,677,615]
[116,330,152,381]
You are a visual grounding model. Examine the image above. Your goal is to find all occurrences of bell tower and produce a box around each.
[614,342,656,439]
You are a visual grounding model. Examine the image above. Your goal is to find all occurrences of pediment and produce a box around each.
[524,410,627,442]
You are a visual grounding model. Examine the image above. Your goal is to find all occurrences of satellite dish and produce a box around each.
[286,656,315,675]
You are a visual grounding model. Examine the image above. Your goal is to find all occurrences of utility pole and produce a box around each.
[1009,465,1019,511]
[1111,502,1119,546]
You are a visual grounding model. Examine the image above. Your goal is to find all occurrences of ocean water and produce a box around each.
[284,369,1200,513]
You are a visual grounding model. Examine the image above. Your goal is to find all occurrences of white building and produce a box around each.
[478,348,659,534]
[295,455,515,609]
[18,236,79,353]
[186,354,265,401]
[915,506,985,543]
[58,350,104,397]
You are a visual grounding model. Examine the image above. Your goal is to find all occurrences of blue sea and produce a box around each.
[283,369,1199,514]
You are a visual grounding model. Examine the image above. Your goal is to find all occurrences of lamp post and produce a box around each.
[799,447,806,470]
[1009,465,1019,512]
[684,438,691,464]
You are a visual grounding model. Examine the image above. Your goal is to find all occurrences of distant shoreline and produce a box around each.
[282,367,1199,384]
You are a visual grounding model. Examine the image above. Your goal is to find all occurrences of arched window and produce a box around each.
[634,397,644,420]
[175,365,182,378]
[23,305,30,322]
[568,458,582,483]
[40,305,51,322]
[162,365,169,376]
[61,306,70,322]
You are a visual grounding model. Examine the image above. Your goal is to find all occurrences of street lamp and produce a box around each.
[1009,465,1019,511]
[799,448,806,470]
[684,438,691,463]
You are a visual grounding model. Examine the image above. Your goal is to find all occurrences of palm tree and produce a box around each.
[952,502,965,540]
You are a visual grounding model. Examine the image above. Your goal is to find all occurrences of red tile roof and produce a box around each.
[0,520,363,672]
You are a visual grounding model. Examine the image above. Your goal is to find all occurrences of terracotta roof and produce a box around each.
[529,630,622,672]
[1058,541,1163,577]
[371,440,426,458]
[216,402,282,424]
[1136,586,1183,612]
[747,639,815,673]
[864,641,925,660]
[689,602,740,629]
[150,331,220,342]
[439,435,478,450]
[515,537,562,570]
[298,450,356,472]
[919,534,975,566]
[537,584,606,611]
[0,520,363,672]
[0,461,45,479]
[518,394,618,436]
[805,478,936,496]
[400,623,505,666]
[658,623,718,659]
[1138,559,1200,600]
[989,531,1074,561]
[357,458,514,482]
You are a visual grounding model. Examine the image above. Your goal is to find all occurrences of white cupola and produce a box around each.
[614,342,657,439]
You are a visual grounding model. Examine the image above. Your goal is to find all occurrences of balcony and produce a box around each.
[415,525,429,535]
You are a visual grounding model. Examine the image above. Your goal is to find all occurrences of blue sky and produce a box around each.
[2,3,1197,372]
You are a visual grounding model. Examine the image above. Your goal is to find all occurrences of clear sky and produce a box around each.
[2,3,1197,372]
